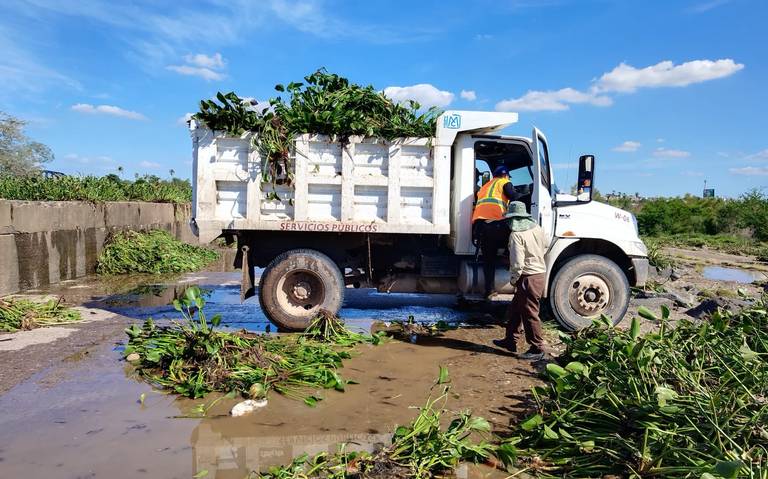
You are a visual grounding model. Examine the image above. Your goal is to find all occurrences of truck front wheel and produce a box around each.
[549,254,629,331]
[259,249,344,331]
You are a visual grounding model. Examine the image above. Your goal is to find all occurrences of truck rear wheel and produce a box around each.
[259,249,344,331]
[549,254,629,331]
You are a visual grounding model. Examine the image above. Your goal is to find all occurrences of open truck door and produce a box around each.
[532,127,555,244]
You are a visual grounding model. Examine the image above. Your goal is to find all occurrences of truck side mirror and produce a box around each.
[576,155,594,202]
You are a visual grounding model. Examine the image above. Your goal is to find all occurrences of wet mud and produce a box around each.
[0,271,536,479]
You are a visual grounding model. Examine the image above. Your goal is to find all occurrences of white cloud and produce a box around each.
[681,170,704,177]
[495,87,612,112]
[730,166,768,176]
[62,153,114,166]
[139,160,161,169]
[744,149,768,162]
[612,141,641,153]
[657,138,665,143]
[177,113,194,126]
[184,53,225,69]
[494,58,743,113]
[460,90,477,101]
[167,64,224,81]
[474,34,493,40]
[595,59,744,93]
[383,84,454,108]
[71,103,147,120]
[653,147,691,158]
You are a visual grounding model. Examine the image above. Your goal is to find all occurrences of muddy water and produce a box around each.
[1,271,528,479]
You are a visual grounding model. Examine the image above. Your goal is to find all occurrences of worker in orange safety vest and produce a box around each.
[471,165,523,298]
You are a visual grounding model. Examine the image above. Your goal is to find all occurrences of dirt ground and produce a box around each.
[0,246,764,479]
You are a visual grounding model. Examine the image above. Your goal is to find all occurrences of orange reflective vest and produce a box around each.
[472,177,510,222]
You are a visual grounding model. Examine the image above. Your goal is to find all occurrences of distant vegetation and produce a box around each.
[0,111,53,176]
[0,173,192,203]
[97,230,218,275]
[607,189,768,260]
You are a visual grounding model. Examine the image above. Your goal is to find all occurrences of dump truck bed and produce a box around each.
[190,128,450,243]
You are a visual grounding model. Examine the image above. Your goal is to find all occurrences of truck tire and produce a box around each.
[549,254,629,331]
[259,249,344,331]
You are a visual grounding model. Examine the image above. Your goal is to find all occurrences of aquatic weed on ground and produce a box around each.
[503,303,768,478]
[97,230,219,275]
[0,297,82,332]
[125,287,380,405]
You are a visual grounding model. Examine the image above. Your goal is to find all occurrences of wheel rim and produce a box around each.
[275,269,325,316]
[568,273,611,317]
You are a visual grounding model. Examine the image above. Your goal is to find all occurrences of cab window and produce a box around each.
[537,137,551,192]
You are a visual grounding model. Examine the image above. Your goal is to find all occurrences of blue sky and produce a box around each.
[2,0,766,197]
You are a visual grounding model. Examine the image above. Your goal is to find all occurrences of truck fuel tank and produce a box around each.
[457,261,515,295]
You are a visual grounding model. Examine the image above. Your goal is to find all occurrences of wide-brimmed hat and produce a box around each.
[504,201,531,219]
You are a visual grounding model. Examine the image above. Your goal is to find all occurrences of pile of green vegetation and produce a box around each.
[97,230,218,275]
[503,304,768,478]
[0,297,82,332]
[125,287,382,403]
[0,173,191,203]
[647,233,768,262]
[257,369,510,479]
[194,69,441,188]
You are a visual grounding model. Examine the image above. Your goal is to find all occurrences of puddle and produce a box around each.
[0,270,523,478]
[702,266,765,283]
[0,328,516,478]
[90,271,473,333]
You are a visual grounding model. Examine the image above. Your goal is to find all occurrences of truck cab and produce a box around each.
[190,110,649,331]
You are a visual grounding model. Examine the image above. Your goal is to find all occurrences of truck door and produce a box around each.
[532,128,555,244]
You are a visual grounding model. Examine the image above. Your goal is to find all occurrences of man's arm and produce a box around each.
[503,182,522,202]
[509,233,525,284]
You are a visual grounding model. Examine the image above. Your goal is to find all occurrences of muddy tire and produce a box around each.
[549,254,629,331]
[259,249,344,331]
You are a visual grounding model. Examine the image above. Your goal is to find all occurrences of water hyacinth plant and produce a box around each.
[503,303,768,478]
[0,297,82,332]
[193,69,441,189]
[124,287,380,404]
[97,230,219,275]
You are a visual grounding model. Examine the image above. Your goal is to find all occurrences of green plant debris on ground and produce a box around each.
[125,287,380,403]
[0,174,191,203]
[256,370,505,479]
[193,69,440,188]
[502,303,768,478]
[0,297,82,332]
[97,230,218,275]
[304,310,386,346]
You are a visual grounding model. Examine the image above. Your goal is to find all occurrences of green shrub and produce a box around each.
[96,230,218,275]
[0,174,191,203]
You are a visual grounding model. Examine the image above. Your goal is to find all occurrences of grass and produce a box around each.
[646,233,768,262]
[125,287,382,403]
[0,297,82,332]
[0,173,191,203]
[97,230,218,275]
[501,303,768,478]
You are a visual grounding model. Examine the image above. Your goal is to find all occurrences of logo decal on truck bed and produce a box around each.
[279,222,379,233]
[443,114,461,129]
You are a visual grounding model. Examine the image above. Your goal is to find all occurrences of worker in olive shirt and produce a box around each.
[493,201,548,360]
[471,165,521,298]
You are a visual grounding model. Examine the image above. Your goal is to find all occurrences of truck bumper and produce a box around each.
[631,257,649,287]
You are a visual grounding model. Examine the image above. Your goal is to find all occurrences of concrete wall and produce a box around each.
[0,201,198,296]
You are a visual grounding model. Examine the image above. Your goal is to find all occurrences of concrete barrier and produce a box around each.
[0,200,199,296]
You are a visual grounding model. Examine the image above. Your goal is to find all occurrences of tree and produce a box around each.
[0,111,53,176]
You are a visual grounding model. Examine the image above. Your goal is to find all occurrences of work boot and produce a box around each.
[492,339,517,353]
[518,347,545,361]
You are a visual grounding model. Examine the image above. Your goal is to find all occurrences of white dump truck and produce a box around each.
[189,111,648,331]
